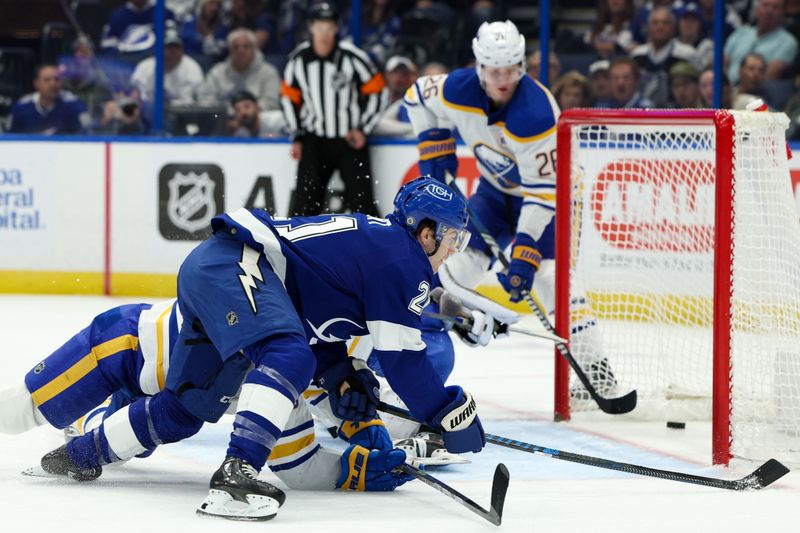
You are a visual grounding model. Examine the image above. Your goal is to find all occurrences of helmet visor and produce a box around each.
[437,225,471,253]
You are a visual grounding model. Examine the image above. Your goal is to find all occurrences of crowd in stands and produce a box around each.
[1,0,799,139]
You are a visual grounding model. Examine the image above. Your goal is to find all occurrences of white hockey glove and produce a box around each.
[434,288,517,348]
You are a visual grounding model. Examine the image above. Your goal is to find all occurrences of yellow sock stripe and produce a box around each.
[338,419,386,440]
[341,445,370,491]
[511,245,542,269]
[418,138,456,160]
[155,303,173,391]
[268,433,316,460]
[301,389,324,399]
[347,336,361,356]
[31,335,139,407]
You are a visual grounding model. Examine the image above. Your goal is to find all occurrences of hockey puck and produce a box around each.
[666,421,686,429]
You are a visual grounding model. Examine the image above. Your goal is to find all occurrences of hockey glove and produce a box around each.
[336,445,414,491]
[452,309,498,348]
[417,128,458,183]
[428,385,485,454]
[338,419,393,451]
[497,234,541,303]
[176,353,252,423]
[317,358,380,422]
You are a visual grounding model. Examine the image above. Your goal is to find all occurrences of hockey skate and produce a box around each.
[569,357,619,406]
[22,444,102,481]
[394,432,470,468]
[196,457,286,521]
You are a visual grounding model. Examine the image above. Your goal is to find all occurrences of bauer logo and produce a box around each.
[159,164,224,240]
[591,159,715,252]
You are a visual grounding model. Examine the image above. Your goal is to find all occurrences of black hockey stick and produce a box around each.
[442,171,637,414]
[399,462,508,526]
[379,402,790,491]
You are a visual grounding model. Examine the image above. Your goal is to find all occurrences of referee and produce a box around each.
[281,2,387,216]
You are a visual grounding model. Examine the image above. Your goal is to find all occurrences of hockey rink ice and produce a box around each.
[1,294,797,532]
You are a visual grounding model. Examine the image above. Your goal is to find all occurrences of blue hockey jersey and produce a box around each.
[9,92,89,135]
[210,208,451,421]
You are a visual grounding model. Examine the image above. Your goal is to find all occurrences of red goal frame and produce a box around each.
[553,109,736,465]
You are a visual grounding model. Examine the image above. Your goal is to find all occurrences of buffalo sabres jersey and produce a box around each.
[210,208,450,420]
[404,68,560,243]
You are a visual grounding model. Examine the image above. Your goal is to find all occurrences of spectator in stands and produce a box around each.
[99,94,147,134]
[630,0,677,45]
[588,59,614,108]
[609,57,654,108]
[198,29,281,111]
[58,35,114,127]
[552,71,591,110]
[340,0,401,65]
[374,55,418,137]
[227,89,287,137]
[784,84,800,139]
[526,50,561,85]
[668,61,703,108]
[733,53,769,109]
[724,0,798,84]
[631,7,699,107]
[698,0,742,40]
[101,0,176,54]
[8,64,89,135]
[180,0,227,59]
[677,3,713,70]
[130,27,204,107]
[167,0,197,23]
[225,0,260,31]
[583,0,636,58]
[698,68,733,108]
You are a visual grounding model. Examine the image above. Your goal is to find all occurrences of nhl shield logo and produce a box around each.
[159,164,224,240]
[167,171,217,232]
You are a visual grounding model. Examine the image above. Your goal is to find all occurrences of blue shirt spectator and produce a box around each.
[340,0,401,65]
[101,0,176,54]
[180,0,227,58]
[9,65,89,134]
[630,0,680,45]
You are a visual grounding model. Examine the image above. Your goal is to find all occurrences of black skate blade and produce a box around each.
[21,465,58,478]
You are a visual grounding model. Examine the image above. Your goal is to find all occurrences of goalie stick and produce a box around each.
[399,462,509,526]
[379,402,790,491]
[442,171,637,415]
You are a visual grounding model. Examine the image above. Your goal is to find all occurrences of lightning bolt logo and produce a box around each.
[238,244,264,314]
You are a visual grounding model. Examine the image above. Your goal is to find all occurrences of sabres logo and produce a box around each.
[474,143,521,189]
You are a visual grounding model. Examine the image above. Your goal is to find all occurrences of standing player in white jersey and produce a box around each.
[404,20,617,399]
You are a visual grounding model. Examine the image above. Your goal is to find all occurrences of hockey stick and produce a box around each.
[422,310,568,344]
[399,462,509,526]
[442,171,637,415]
[379,402,790,491]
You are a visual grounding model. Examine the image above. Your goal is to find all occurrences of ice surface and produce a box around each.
[0,295,797,532]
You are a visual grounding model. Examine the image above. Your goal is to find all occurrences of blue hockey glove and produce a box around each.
[417,128,458,182]
[428,385,485,454]
[336,445,414,491]
[317,358,380,422]
[497,234,541,303]
[338,419,393,450]
[176,353,252,423]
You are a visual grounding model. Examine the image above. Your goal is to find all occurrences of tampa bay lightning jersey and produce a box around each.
[404,67,560,244]
[210,208,450,420]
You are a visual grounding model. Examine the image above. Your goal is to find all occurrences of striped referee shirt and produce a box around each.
[281,40,388,139]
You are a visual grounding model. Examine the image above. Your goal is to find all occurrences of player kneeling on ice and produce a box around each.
[0,298,413,494]
[0,176,486,521]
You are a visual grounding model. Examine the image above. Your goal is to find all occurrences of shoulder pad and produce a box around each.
[500,77,557,142]
[441,68,486,115]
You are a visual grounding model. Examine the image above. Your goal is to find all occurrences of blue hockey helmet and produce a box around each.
[393,177,471,253]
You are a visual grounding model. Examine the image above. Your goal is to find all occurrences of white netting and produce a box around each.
[564,111,800,464]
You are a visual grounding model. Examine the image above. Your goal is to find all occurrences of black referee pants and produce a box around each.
[289,135,378,217]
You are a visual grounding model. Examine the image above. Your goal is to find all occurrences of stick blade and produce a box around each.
[488,463,510,526]
[739,459,790,490]
[597,389,638,415]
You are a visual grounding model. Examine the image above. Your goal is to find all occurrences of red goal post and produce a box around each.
[554,109,800,466]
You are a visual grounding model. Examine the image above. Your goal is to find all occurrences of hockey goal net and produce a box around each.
[554,109,800,465]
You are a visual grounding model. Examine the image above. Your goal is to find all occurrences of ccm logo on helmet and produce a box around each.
[425,183,453,201]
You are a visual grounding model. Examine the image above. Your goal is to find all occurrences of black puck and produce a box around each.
[666,421,686,429]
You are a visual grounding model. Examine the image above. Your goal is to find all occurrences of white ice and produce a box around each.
[0,295,797,533]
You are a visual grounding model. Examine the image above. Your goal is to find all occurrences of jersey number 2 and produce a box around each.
[408,281,430,316]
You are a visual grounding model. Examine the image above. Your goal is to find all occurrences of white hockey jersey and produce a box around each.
[404,68,561,242]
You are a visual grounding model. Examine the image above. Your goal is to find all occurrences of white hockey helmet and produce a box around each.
[471,20,526,82]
